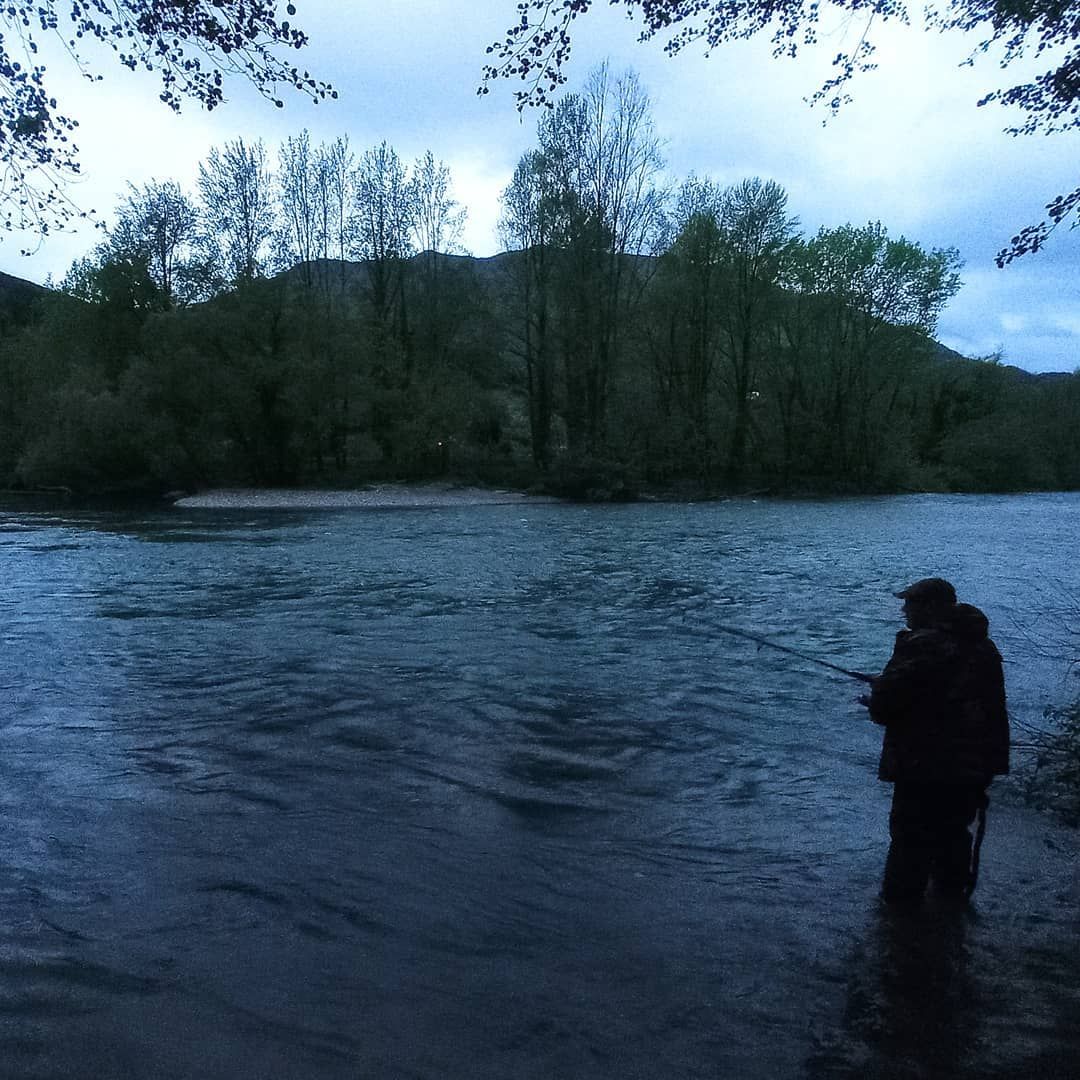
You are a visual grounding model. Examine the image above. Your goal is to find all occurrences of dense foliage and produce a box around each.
[1,70,1078,500]
[0,1,331,244]
[483,0,1080,263]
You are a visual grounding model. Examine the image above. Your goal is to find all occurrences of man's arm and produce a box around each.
[867,629,948,727]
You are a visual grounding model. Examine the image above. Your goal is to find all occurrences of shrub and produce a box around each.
[1022,698,1080,825]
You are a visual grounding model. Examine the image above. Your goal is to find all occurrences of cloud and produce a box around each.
[941,264,1080,371]
[1000,314,1029,334]
[0,1,1076,373]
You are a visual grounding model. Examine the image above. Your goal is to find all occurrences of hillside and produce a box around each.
[0,270,49,332]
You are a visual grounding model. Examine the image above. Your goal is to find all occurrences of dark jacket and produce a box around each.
[868,603,1010,784]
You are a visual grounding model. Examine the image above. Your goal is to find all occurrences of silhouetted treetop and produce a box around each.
[482,0,1080,262]
[484,0,1077,121]
[1,1,332,244]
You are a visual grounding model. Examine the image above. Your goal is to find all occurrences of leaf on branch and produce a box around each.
[0,0,333,240]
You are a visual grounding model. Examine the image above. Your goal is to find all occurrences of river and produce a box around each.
[1,492,1077,1079]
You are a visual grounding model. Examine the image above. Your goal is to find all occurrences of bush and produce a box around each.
[544,454,640,501]
[1021,698,1080,825]
[15,369,200,494]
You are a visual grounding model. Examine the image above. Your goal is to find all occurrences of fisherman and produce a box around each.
[862,577,1010,905]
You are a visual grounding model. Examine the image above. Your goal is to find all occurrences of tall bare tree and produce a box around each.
[198,138,275,287]
[500,149,562,468]
[352,140,415,327]
[276,131,322,286]
[108,180,203,309]
[315,137,357,272]
[411,151,466,257]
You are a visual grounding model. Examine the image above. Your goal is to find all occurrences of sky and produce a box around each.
[2,0,1078,374]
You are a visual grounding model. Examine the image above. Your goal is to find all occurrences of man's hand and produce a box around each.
[858,677,877,709]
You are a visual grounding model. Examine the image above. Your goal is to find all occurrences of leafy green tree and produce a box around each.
[56,251,161,386]
[61,252,160,312]
[785,222,962,484]
[714,178,799,484]
[9,258,206,492]
[641,177,727,480]
[918,356,1065,490]
[186,276,306,484]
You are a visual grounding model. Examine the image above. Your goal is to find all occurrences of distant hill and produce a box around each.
[0,270,49,331]
[931,339,1072,385]
[280,252,1078,382]
[0,256,1072,382]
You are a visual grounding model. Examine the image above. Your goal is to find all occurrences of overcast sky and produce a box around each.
[2,1,1078,374]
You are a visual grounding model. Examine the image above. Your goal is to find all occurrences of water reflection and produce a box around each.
[809,903,979,1077]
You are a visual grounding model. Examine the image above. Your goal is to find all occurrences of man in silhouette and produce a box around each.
[863,578,1010,905]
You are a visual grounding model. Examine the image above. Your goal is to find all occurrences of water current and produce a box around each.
[1,492,1078,1079]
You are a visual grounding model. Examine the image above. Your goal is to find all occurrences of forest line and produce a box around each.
[1,67,1076,498]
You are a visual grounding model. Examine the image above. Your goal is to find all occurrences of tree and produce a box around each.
[411,150,466,257]
[1,1,332,245]
[106,180,205,308]
[315,136,356,273]
[351,140,415,325]
[198,138,276,287]
[714,177,799,484]
[499,149,562,469]
[275,130,321,284]
[350,140,416,463]
[406,153,473,399]
[61,250,160,313]
[536,65,665,460]
[352,142,415,265]
[483,0,1080,261]
[642,176,727,480]
[784,222,962,482]
[496,67,667,474]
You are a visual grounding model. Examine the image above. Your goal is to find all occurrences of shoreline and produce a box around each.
[173,483,561,510]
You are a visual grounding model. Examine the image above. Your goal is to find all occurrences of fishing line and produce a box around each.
[707,622,875,684]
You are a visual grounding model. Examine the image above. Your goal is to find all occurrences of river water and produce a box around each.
[1,492,1077,1079]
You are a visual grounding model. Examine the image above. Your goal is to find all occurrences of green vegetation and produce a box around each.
[1,68,1078,500]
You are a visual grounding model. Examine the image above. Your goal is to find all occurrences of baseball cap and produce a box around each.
[894,577,957,605]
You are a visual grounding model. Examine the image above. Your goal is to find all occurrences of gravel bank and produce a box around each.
[173,484,559,509]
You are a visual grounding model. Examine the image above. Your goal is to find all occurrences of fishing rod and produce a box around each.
[710,623,875,684]
[703,624,1048,757]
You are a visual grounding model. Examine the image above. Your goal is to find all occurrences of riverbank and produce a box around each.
[173,483,562,509]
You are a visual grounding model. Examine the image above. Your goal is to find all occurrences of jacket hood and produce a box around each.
[940,602,990,641]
